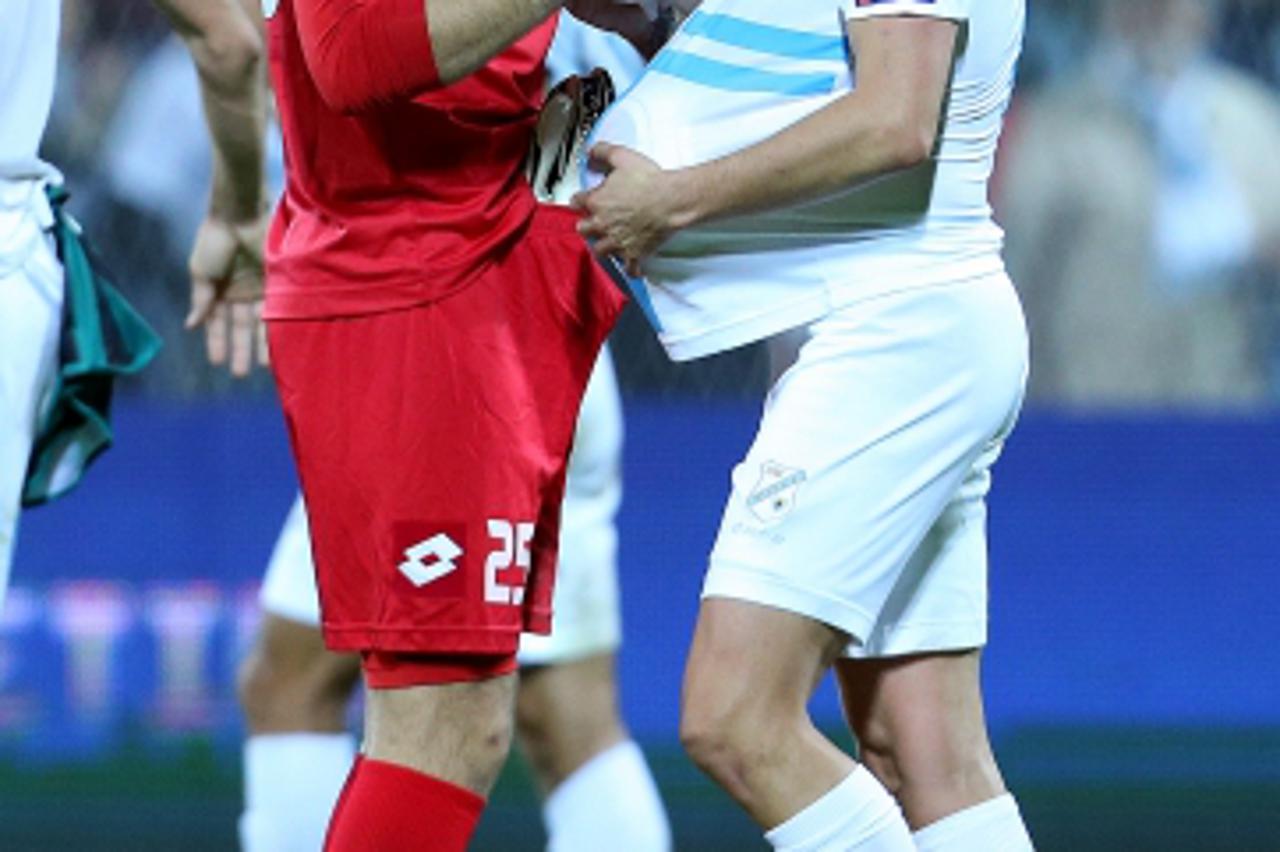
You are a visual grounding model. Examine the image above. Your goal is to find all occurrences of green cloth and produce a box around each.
[21,186,162,507]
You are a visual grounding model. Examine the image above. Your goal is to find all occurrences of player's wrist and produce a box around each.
[665,168,707,232]
[210,187,270,229]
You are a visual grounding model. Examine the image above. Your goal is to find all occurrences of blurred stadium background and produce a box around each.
[3,0,1280,849]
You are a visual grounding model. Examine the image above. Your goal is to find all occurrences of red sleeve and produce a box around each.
[293,0,440,113]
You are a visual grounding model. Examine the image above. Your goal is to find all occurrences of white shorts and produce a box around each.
[260,349,624,666]
[703,273,1028,658]
[0,185,62,602]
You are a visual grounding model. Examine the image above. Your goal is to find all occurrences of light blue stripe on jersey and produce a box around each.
[681,13,847,62]
[622,268,663,331]
[649,50,837,96]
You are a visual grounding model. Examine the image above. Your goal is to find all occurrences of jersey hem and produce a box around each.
[263,204,583,321]
[659,290,832,361]
[655,253,1007,362]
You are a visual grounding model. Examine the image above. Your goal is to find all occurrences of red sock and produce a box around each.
[323,757,486,851]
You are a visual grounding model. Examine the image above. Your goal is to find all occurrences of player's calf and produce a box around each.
[836,651,1006,828]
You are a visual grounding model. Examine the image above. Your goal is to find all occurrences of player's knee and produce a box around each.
[679,692,776,787]
[678,707,730,777]
[366,673,518,793]
[852,721,904,797]
[850,712,990,802]
[455,702,515,783]
[441,686,518,789]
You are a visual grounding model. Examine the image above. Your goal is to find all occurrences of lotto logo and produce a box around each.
[393,523,468,599]
[398,533,464,588]
[391,520,534,604]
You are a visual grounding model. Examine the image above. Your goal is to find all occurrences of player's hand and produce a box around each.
[185,211,270,378]
[573,142,682,276]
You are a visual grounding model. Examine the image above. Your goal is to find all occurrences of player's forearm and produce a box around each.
[201,67,269,223]
[155,0,268,222]
[429,0,562,84]
[665,16,955,230]
[667,91,936,231]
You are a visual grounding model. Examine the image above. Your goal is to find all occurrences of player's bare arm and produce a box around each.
[153,0,271,376]
[575,15,957,271]
[292,0,651,112]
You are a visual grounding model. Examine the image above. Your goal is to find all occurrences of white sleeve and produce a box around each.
[842,0,968,22]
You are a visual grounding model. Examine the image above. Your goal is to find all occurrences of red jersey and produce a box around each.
[262,0,558,319]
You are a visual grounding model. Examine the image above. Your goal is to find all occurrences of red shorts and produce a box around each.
[268,206,624,682]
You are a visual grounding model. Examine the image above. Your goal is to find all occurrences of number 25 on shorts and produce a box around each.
[485,519,534,606]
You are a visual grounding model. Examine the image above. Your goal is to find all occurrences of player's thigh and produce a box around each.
[239,612,361,732]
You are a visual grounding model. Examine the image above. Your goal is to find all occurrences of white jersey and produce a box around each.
[1,0,60,280]
[0,0,59,183]
[547,10,646,89]
[588,0,1025,360]
[1,1,62,603]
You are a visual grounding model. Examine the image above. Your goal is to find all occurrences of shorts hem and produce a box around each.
[322,623,523,656]
[846,618,988,659]
[362,650,519,688]
[702,561,878,643]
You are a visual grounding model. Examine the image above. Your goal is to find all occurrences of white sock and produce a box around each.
[912,793,1034,852]
[544,739,672,851]
[238,732,357,852]
[764,765,915,852]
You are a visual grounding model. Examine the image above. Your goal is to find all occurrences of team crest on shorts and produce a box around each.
[746,462,807,525]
